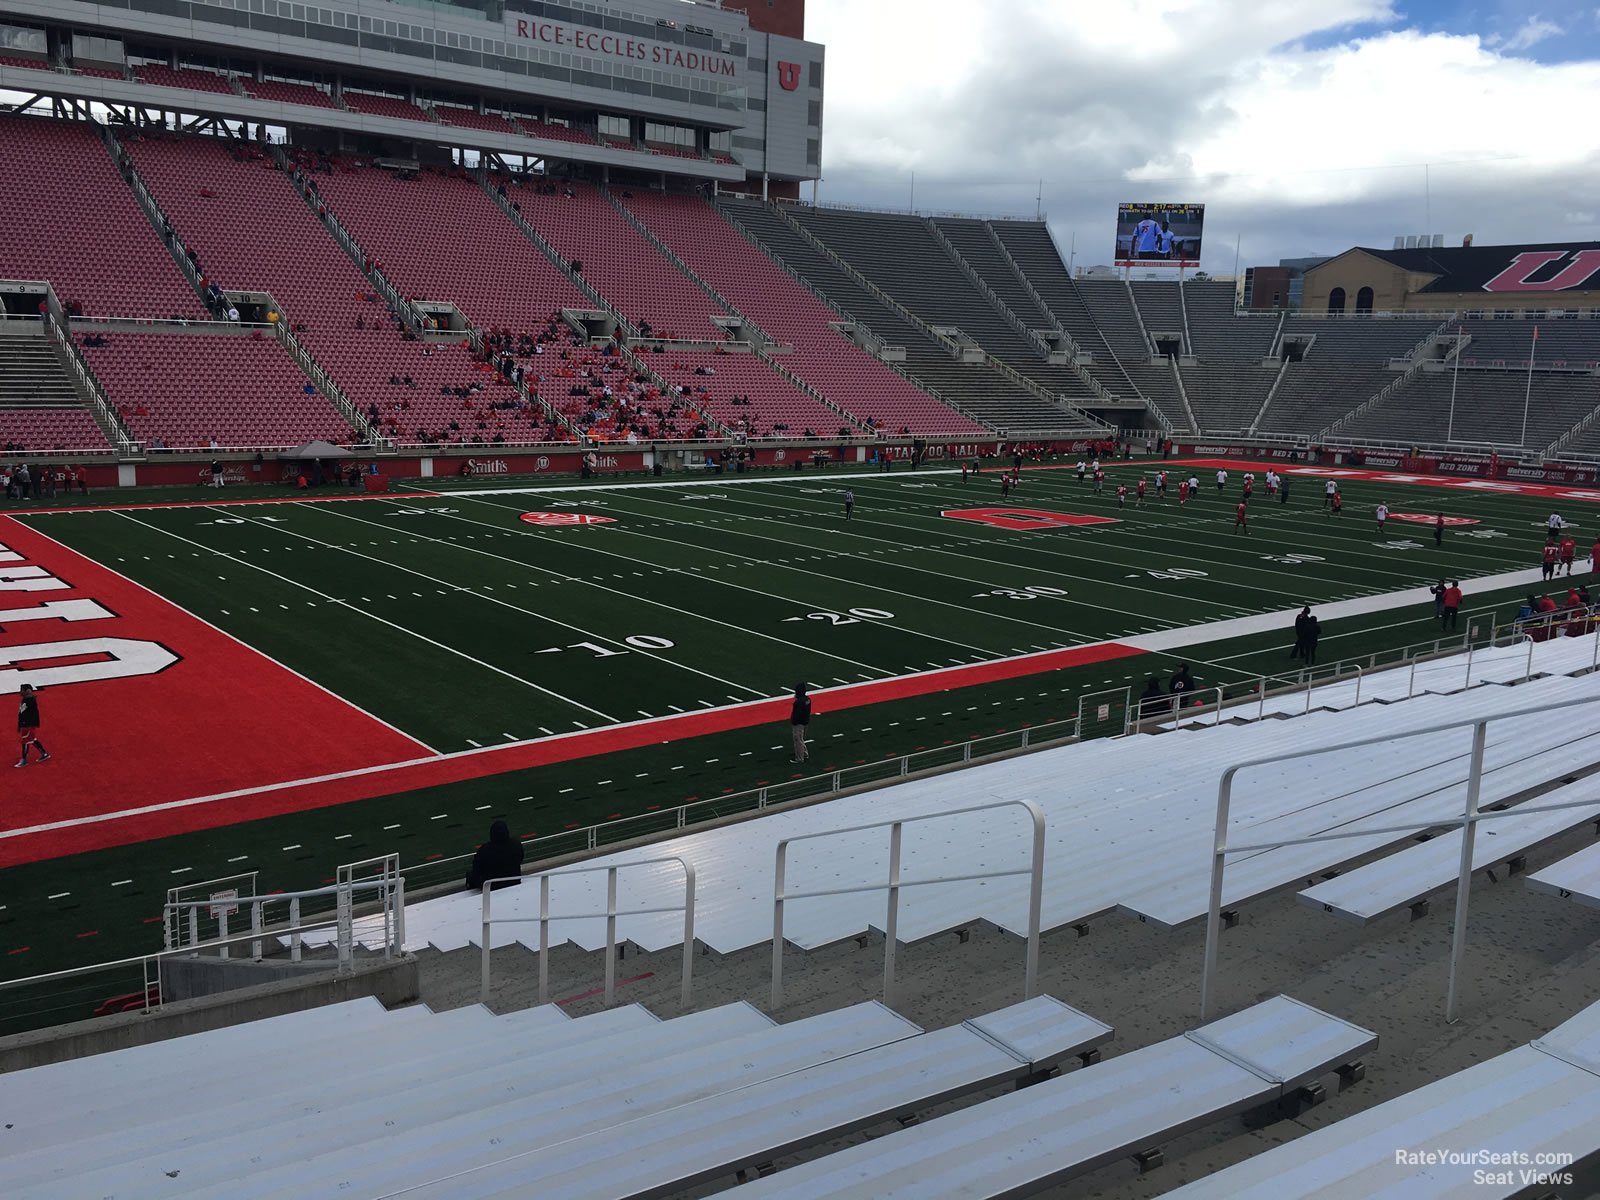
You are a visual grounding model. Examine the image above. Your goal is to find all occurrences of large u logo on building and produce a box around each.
[777,61,801,91]
[1482,249,1600,293]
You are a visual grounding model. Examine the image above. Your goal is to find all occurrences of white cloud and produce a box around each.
[1501,15,1563,52]
[805,1,1600,269]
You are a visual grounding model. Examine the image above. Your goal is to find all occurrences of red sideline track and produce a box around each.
[0,640,1146,866]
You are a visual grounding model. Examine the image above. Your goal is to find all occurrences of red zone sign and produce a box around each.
[0,519,427,867]
[1388,514,1481,526]
[519,512,617,527]
[941,508,1121,532]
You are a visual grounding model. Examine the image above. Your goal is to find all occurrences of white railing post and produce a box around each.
[250,901,263,961]
[1352,665,1363,707]
[289,897,302,962]
[479,884,493,1004]
[1199,765,1241,1021]
[679,862,697,1009]
[188,906,199,951]
[537,874,551,1006]
[604,866,619,1007]
[335,882,352,973]
[1525,635,1536,683]
[1464,640,1475,687]
[771,841,789,1011]
[1409,657,1418,698]
[1445,720,1489,1023]
[217,910,229,961]
[883,821,904,1007]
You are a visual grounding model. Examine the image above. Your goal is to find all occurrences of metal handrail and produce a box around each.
[771,799,1045,1009]
[479,855,695,1008]
[1200,691,1600,1023]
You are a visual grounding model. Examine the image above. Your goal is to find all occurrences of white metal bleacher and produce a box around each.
[1242,630,1598,719]
[314,674,1600,970]
[384,995,1114,1200]
[8,995,1114,1200]
[1163,997,1600,1199]
[1528,839,1600,911]
[732,995,1376,1200]
[1299,778,1600,924]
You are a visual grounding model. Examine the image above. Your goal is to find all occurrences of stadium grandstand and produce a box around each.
[2,1,1600,1197]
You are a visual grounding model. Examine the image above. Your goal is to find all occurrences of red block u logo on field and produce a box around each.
[941,508,1120,532]
[776,61,802,91]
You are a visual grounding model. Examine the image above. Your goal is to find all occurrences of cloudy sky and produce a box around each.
[804,0,1600,275]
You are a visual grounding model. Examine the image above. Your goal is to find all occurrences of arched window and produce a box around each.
[1356,286,1375,314]
[1327,287,1347,315]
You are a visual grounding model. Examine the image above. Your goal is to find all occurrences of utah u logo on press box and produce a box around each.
[776,61,801,91]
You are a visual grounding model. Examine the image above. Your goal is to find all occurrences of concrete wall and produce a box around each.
[0,955,419,1074]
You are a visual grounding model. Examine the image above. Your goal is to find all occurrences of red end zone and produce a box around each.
[0,519,431,860]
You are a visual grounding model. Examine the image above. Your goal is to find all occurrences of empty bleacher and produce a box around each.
[1283,315,1443,363]
[1179,361,1279,432]
[430,104,518,136]
[130,63,235,95]
[1342,369,1599,449]
[789,207,1100,427]
[341,90,430,122]
[0,407,111,453]
[0,331,78,406]
[238,77,336,108]
[123,132,503,445]
[1527,839,1600,909]
[4,991,1121,1200]
[1164,997,1600,1199]
[622,191,983,434]
[79,329,353,450]
[722,200,1090,434]
[1255,363,1393,435]
[1184,280,1279,360]
[1457,317,1600,369]
[1129,280,1187,350]
[0,114,200,319]
[522,182,726,340]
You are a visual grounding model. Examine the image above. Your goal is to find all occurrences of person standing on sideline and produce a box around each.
[1542,540,1558,582]
[1375,502,1389,534]
[1441,580,1463,630]
[1560,534,1577,576]
[14,683,48,767]
[1430,580,1448,621]
[210,459,224,488]
[789,684,812,763]
[1290,606,1312,661]
[1304,613,1322,665]
[1434,514,1445,547]
[842,488,854,521]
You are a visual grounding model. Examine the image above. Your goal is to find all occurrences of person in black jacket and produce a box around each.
[1137,676,1167,721]
[15,683,48,767]
[789,684,812,763]
[465,819,523,891]
[1290,606,1312,661]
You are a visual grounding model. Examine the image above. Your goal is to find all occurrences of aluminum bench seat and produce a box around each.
[9,1002,506,1157]
[1527,838,1600,911]
[1300,779,1600,923]
[17,1003,758,1200]
[1165,999,1600,1199]
[1119,714,1600,930]
[394,995,1115,1200]
[732,995,1375,1200]
[0,996,423,1108]
[171,1001,920,1200]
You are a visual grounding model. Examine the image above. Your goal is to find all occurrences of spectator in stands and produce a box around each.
[789,684,812,764]
[1168,663,1193,705]
[1430,581,1448,622]
[464,819,524,892]
[1303,614,1321,665]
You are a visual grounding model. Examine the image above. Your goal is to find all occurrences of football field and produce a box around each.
[0,455,1591,1022]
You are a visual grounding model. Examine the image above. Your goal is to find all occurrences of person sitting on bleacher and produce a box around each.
[465,820,523,892]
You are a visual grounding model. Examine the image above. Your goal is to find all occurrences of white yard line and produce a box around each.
[117,511,618,723]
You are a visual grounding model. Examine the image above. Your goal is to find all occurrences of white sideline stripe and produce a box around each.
[12,517,441,757]
[115,511,617,724]
[1121,564,1552,653]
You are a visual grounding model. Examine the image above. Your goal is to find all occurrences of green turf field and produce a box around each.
[0,456,1589,1026]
